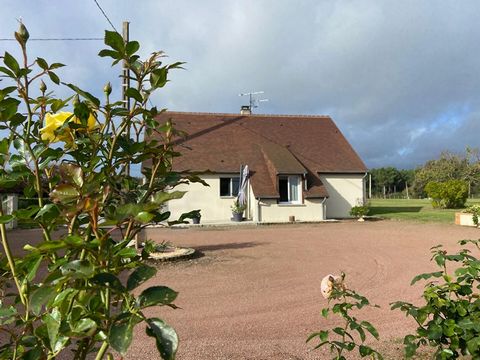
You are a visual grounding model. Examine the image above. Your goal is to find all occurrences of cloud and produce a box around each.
[2,0,480,170]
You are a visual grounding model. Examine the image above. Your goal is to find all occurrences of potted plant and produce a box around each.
[231,199,246,222]
[191,209,201,224]
[349,203,370,221]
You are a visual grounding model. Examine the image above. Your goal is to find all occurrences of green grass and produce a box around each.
[369,198,480,224]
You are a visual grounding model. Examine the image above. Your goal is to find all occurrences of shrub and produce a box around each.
[0,23,202,359]
[464,204,480,226]
[425,180,468,208]
[350,204,370,218]
[392,240,480,358]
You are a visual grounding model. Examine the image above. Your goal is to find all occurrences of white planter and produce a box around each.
[455,212,476,227]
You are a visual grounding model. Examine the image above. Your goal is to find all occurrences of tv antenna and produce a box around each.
[239,91,269,113]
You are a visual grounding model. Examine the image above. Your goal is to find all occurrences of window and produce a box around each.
[220,177,240,197]
[279,176,301,203]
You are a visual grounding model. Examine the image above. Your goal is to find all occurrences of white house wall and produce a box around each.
[167,174,251,222]
[257,199,325,222]
[319,173,365,219]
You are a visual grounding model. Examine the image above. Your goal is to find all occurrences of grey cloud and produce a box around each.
[2,0,480,170]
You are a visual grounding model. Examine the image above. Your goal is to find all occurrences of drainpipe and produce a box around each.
[321,197,327,220]
[362,172,368,203]
[257,198,261,223]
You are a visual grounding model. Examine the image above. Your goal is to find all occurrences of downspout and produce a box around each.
[321,197,327,220]
[362,172,368,203]
[257,198,261,223]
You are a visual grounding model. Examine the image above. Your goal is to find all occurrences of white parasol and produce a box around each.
[237,165,249,206]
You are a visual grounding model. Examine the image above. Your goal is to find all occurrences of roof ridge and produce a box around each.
[164,111,332,119]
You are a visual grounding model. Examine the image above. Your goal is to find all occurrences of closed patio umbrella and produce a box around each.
[237,165,249,206]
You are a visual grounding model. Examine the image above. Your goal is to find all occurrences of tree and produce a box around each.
[369,167,412,198]
[413,150,480,197]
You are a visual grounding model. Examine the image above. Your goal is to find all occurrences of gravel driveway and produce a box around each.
[126,221,480,359]
[6,220,479,359]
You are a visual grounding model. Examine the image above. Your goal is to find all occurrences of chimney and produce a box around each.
[240,105,251,115]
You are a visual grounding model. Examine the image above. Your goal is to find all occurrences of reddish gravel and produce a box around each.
[128,221,480,360]
[5,221,480,359]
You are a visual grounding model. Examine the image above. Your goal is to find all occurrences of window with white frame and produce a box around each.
[278,175,301,204]
[220,177,240,197]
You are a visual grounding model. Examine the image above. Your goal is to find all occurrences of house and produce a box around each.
[150,110,367,222]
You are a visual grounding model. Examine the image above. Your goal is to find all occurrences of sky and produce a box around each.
[1,0,480,170]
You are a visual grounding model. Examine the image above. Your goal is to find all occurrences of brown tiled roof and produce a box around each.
[149,112,367,199]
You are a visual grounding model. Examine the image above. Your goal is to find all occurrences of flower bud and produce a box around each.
[103,82,112,96]
[39,80,47,93]
[14,22,29,46]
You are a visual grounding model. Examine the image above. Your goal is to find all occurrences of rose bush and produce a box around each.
[40,111,97,145]
[0,23,201,359]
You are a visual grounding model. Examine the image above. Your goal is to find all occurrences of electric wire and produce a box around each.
[92,0,119,33]
[0,38,102,41]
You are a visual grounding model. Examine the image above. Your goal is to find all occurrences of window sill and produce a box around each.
[220,196,237,199]
[278,203,305,207]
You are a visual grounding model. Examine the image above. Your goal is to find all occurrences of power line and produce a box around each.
[93,0,119,33]
[0,37,102,41]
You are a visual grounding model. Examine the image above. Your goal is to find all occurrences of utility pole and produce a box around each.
[122,21,131,176]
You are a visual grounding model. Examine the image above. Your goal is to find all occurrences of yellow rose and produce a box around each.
[40,111,96,144]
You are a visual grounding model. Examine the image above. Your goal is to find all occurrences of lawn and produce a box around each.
[369,198,480,223]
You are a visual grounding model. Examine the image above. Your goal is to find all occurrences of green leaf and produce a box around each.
[0,138,8,154]
[3,51,20,75]
[50,184,79,203]
[146,318,178,360]
[116,247,138,258]
[321,308,329,318]
[137,286,178,308]
[30,286,56,315]
[135,211,154,223]
[403,334,418,358]
[60,260,94,279]
[33,240,68,253]
[109,313,138,355]
[410,271,443,285]
[43,308,68,354]
[150,68,168,89]
[48,71,60,85]
[35,204,60,222]
[152,191,186,205]
[65,83,100,107]
[91,273,125,292]
[0,66,15,78]
[104,30,125,52]
[49,62,65,70]
[125,88,143,103]
[319,330,328,342]
[359,345,374,357]
[21,254,43,282]
[0,215,13,224]
[98,49,121,59]
[71,318,97,334]
[427,322,442,340]
[126,41,140,56]
[36,57,48,70]
[127,265,157,291]
[361,321,379,340]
